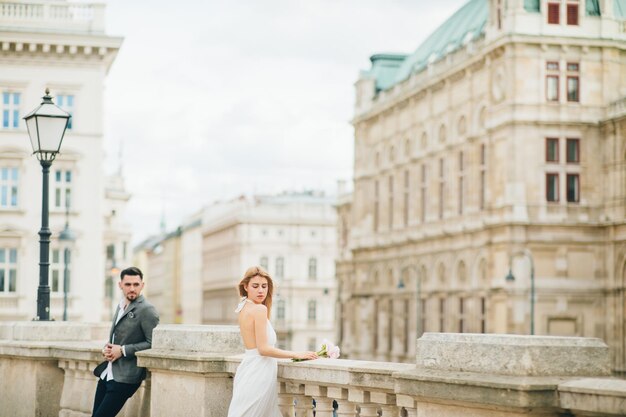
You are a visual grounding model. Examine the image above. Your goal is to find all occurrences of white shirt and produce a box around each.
[100,298,128,381]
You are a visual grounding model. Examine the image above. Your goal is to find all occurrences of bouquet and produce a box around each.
[292,339,341,362]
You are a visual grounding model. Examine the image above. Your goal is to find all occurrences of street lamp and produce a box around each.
[504,248,536,335]
[58,209,75,321]
[24,89,71,321]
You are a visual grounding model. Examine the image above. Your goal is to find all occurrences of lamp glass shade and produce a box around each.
[24,95,71,155]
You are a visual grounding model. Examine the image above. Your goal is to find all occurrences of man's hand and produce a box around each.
[103,343,124,362]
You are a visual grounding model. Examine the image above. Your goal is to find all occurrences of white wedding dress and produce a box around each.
[227,305,282,417]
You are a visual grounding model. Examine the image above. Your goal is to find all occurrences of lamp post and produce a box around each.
[505,248,535,335]
[24,89,71,321]
[58,208,75,321]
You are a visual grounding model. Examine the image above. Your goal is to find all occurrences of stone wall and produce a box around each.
[1,322,626,417]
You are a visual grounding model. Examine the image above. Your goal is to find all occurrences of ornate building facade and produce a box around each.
[0,1,125,321]
[336,0,626,371]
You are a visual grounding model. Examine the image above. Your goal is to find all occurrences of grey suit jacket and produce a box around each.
[96,295,159,384]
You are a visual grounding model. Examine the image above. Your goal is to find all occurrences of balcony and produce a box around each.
[0,0,105,34]
[0,322,624,417]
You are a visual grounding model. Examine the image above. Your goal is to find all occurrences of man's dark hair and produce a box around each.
[120,266,144,280]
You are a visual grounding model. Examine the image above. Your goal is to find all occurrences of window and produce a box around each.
[54,169,72,209]
[0,167,19,208]
[276,300,285,320]
[546,138,559,162]
[421,164,427,222]
[106,244,115,261]
[2,92,20,129]
[403,170,409,226]
[548,2,560,24]
[374,180,379,231]
[567,174,580,202]
[388,175,394,229]
[439,158,445,219]
[547,173,559,202]
[0,248,17,292]
[480,144,486,210]
[480,297,487,333]
[497,0,502,29]
[308,257,317,280]
[275,257,284,278]
[567,76,579,102]
[459,298,465,333]
[307,300,316,321]
[566,138,580,163]
[51,248,70,294]
[308,337,316,351]
[567,3,579,25]
[546,76,559,101]
[546,61,560,71]
[458,152,464,215]
[546,62,559,102]
[566,62,580,102]
[439,298,446,332]
[259,256,268,270]
[56,94,74,130]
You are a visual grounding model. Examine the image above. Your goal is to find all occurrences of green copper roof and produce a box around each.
[524,0,540,12]
[365,54,408,91]
[366,0,625,92]
[616,0,626,19]
[390,0,488,88]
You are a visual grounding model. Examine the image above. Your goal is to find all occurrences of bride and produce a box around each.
[227,266,318,417]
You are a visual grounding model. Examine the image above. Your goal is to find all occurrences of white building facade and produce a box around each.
[202,192,337,351]
[0,0,124,321]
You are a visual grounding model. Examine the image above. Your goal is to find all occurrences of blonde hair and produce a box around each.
[238,266,274,318]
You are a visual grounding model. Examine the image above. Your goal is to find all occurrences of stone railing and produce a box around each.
[607,96,626,120]
[0,0,105,34]
[1,322,626,417]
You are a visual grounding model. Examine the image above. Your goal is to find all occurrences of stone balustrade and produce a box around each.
[1,321,625,417]
[0,0,106,34]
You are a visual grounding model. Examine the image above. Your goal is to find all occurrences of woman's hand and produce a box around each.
[293,351,319,361]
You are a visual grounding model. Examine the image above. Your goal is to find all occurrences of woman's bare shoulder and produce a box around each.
[247,303,267,316]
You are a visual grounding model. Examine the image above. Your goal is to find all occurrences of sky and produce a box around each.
[102,0,468,243]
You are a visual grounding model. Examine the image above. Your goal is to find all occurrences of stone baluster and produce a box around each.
[380,404,400,417]
[328,387,357,417]
[396,394,417,417]
[313,397,335,417]
[305,385,333,417]
[282,381,313,417]
[278,387,295,417]
[294,395,314,417]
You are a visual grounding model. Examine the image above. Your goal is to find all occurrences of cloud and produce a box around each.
[103,0,468,242]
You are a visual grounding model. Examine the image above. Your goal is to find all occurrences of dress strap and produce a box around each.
[235,296,247,313]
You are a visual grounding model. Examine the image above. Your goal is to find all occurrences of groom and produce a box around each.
[92,266,159,417]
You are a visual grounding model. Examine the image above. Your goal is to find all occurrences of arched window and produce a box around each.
[439,124,447,143]
[458,116,467,136]
[420,132,428,150]
[458,261,467,284]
